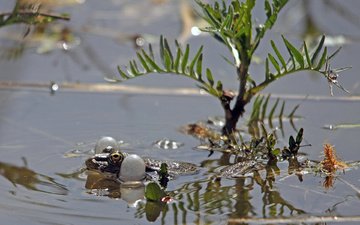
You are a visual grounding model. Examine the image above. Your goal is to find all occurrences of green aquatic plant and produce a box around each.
[113,0,350,136]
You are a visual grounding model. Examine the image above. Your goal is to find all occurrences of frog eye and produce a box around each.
[110,152,123,162]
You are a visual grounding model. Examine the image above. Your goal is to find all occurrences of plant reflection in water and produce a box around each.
[0,158,68,195]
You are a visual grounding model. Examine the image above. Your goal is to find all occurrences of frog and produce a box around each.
[85,146,199,178]
[85,149,125,176]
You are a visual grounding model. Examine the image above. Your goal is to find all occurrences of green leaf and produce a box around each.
[145,182,166,202]
[311,35,325,66]
[129,61,138,75]
[137,52,151,72]
[117,66,129,79]
[181,44,190,73]
[265,58,270,80]
[328,47,341,60]
[174,47,181,73]
[265,0,272,18]
[271,40,287,71]
[189,46,204,77]
[282,36,304,68]
[149,43,155,60]
[296,128,303,144]
[196,54,203,80]
[272,148,281,156]
[206,68,214,86]
[163,48,172,71]
[315,47,327,70]
[268,53,280,74]
[303,41,311,68]
[141,49,163,72]
[216,80,223,92]
[160,35,165,66]
[289,135,296,150]
[163,38,173,64]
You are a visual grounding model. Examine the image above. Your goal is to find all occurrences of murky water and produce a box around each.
[0,0,360,224]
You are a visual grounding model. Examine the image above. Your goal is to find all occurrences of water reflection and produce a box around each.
[0,158,68,195]
[104,155,308,223]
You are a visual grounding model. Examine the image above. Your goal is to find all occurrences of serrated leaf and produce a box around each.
[221,6,233,30]
[117,66,129,79]
[174,47,181,73]
[282,35,304,69]
[181,44,190,73]
[137,52,151,72]
[216,80,223,92]
[265,0,272,18]
[189,46,203,77]
[203,5,221,28]
[271,40,287,71]
[148,43,155,60]
[328,47,341,61]
[141,49,163,72]
[206,68,214,86]
[221,55,235,66]
[129,61,138,75]
[315,47,327,70]
[268,53,280,74]
[196,54,203,80]
[265,58,270,80]
[311,35,325,66]
[163,38,173,64]
[163,48,172,71]
[303,41,311,68]
[160,35,165,66]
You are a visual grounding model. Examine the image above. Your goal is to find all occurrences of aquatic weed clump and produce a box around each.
[113,0,350,137]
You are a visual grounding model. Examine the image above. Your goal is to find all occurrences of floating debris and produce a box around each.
[179,123,222,141]
[321,143,348,173]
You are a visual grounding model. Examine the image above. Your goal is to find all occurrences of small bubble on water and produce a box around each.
[154,139,184,149]
[135,36,145,47]
[323,124,335,130]
[50,82,59,93]
[191,26,201,36]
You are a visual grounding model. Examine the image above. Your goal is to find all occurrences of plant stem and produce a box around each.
[222,62,251,135]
